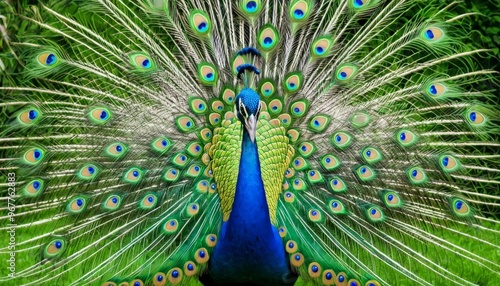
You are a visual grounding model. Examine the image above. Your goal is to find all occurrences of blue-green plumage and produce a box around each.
[203,86,295,285]
[207,129,294,285]
[1,1,499,286]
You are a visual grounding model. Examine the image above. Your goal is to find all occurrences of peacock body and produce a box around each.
[0,0,499,285]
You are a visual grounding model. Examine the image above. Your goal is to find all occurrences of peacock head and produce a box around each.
[235,88,262,143]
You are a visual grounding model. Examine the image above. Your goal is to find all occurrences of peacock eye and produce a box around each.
[239,103,248,118]
[256,101,262,118]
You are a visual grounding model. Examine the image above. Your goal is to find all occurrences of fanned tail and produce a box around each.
[0,1,499,286]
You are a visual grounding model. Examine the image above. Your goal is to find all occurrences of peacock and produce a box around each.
[1,0,499,285]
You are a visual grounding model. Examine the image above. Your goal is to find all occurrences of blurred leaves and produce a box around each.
[462,0,500,68]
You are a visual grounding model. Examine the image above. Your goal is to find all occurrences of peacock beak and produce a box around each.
[245,114,257,143]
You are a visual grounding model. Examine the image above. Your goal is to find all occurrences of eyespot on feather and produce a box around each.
[439,154,461,173]
[88,107,112,125]
[186,203,200,216]
[278,226,287,238]
[283,72,303,93]
[308,262,322,278]
[129,279,143,286]
[162,219,179,234]
[184,261,197,276]
[77,164,99,180]
[278,114,292,127]
[309,115,331,132]
[355,165,376,181]
[290,252,304,267]
[321,154,341,171]
[153,272,166,286]
[163,167,180,182]
[421,26,445,43]
[290,99,309,117]
[289,0,312,22]
[348,0,381,10]
[185,142,203,158]
[43,238,66,259]
[209,113,222,126]
[172,153,188,167]
[329,176,347,193]
[23,148,45,166]
[307,169,323,184]
[129,52,156,71]
[285,168,295,178]
[104,142,128,159]
[221,87,236,104]
[291,178,307,191]
[194,248,209,264]
[66,196,87,214]
[167,268,183,284]
[199,128,213,142]
[197,63,218,85]
[282,178,290,189]
[17,107,41,126]
[240,0,263,15]
[258,24,279,52]
[365,205,385,222]
[284,191,295,203]
[37,52,59,67]
[298,141,316,158]
[335,64,358,82]
[361,147,382,164]
[449,198,473,218]
[102,195,122,211]
[287,129,300,143]
[175,116,196,132]
[151,136,172,154]
[211,100,225,113]
[123,167,144,184]
[331,131,353,149]
[466,110,487,127]
[322,269,336,285]
[189,97,209,115]
[425,82,447,98]
[139,194,158,210]
[189,10,211,36]
[268,99,283,114]
[205,234,217,247]
[24,179,44,197]
[406,167,428,185]
[350,111,371,128]
[380,190,403,208]
[311,36,334,58]
[395,129,418,147]
[259,79,276,97]
[329,199,348,215]
[285,240,299,254]
[308,209,322,222]
[348,279,361,286]
[365,280,381,286]
[337,272,348,286]
[292,157,308,171]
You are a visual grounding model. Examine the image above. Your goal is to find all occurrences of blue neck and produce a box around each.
[226,130,271,232]
[207,130,294,285]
